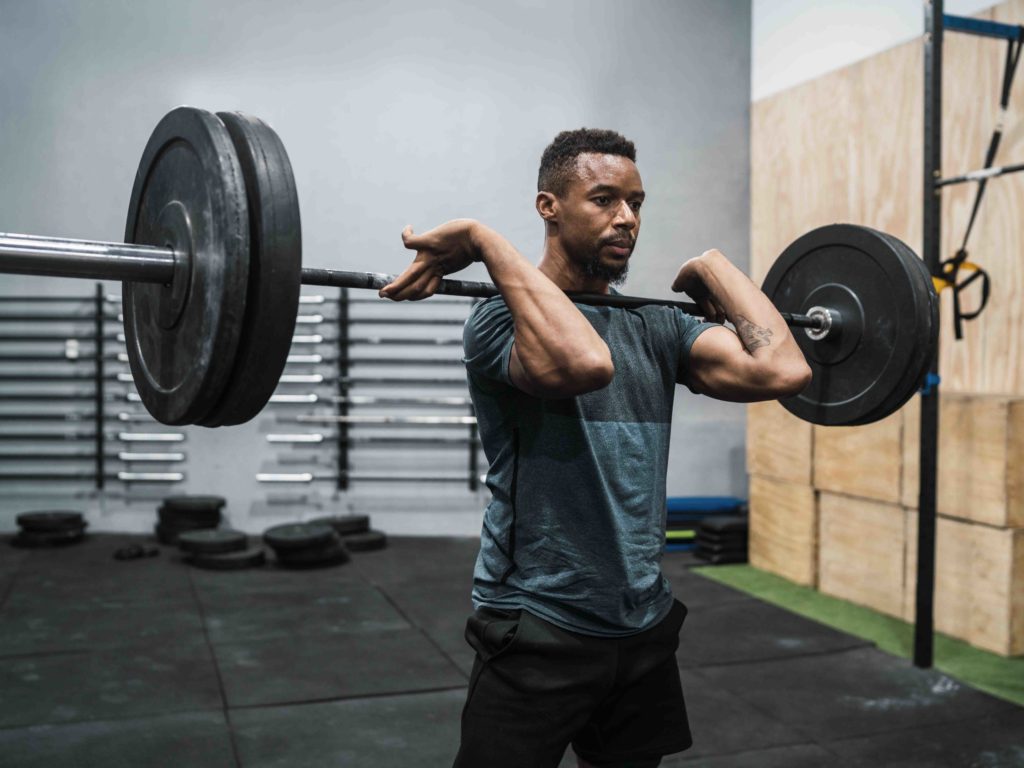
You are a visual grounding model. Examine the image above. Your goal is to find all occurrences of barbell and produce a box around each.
[0,106,938,428]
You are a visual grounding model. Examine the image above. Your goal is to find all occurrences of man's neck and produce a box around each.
[537,242,610,295]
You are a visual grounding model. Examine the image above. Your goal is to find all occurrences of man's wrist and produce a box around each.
[469,221,499,263]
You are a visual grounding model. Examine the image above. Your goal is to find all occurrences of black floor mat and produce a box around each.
[0,711,235,768]
[676,598,871,667]
[213,627,467,708]
[197,582,410,645]
[696,646,1017,742]
[0,534,1020,768]
[231,689,465,768]
[0,641,222,728]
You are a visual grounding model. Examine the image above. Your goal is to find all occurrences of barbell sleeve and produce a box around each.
[0,233,177,282]
[0,232,826,331]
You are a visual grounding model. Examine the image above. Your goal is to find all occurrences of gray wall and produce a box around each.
[0,0,751,535]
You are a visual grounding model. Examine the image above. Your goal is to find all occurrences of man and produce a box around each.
[381,129,810,768]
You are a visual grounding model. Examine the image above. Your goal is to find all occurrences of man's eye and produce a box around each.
[630,201,643,212]
[594,196,610,205]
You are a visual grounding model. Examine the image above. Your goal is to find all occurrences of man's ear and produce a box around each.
[536,191,558,222]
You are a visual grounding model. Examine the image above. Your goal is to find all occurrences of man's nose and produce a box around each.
[613,201,637,229]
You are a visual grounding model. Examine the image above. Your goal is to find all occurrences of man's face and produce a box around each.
[553,153,645,285]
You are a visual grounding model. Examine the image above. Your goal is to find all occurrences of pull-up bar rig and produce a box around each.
[915,4,1023,669]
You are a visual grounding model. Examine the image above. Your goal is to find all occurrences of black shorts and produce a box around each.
[453,599,692,768]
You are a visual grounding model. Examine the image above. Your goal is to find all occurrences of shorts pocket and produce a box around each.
[465,607,522,663]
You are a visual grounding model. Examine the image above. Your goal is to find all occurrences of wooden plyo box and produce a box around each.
[906,512,1024,656]
[818,493,907,619]
[746,400,812,485]
[814,411,904,505]
[903,394,1024,529]
[748,474,817,587]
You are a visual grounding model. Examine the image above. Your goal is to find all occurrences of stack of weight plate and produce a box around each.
[307,514,388,552]
[263,523,351,569]
[693,515,749,565]
[155,495,226,545]
[178,529,266,571]
[12,511,88,548]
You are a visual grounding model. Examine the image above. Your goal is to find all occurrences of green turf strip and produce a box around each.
[692,564,1024,707]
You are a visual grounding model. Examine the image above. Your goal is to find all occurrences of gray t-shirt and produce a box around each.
[463,294,715,636]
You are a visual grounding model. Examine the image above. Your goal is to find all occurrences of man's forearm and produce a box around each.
[697,251,803,362]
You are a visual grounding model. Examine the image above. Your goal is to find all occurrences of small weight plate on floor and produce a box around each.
[11,528,86,548]
[122,106,250,426]
[263,522,336,552]
[177,529,247,555]
[158,505,222,527]
[155,520,216,546]
[341,529,388,552]
[161,495,227,512]
[191,546,267,571]
[694,531,748,547]
[199,112,302,427]
[761,224,937,426]
[16,510,86,533]
[694,537,748,556]
[307,514,370,536]
[697,516,749,535]
[275,539,350,569]
[154,522,181,546]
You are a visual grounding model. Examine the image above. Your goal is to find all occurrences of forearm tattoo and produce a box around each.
[735,315,773,351]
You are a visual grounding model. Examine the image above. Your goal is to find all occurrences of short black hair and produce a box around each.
[537,128,636,196]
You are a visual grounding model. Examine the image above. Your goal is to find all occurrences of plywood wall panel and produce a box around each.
[819,493,907,619]
[905,512,1023,655]
[746,400,812,484]
[750,68,861,285]
[813,412,903,504]
[749,475,817,586]
[857,39,923,252]
[903,392,1024,527]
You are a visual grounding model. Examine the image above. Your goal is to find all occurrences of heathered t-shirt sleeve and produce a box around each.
[462,297,515,385]
[672,308,718,393]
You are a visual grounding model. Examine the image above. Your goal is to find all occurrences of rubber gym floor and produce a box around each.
[0,534,1022,767]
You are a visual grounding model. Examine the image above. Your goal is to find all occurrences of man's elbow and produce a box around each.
[770,361,812,398]
[529,352,614,398]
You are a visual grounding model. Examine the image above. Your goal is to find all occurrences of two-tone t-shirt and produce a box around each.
[463,295,715,637]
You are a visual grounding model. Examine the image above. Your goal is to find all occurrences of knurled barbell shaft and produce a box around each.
[0,232,823,331]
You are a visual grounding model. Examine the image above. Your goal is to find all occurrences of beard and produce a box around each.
[580,244,631,286]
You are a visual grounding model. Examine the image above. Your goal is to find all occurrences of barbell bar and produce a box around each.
[0,233,822,332]
[0,106,938,428]
[293,414,477,425]
[255,471,481,483]
[266,433,479,446]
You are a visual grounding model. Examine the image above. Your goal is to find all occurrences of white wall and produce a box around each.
[753,0,994,101]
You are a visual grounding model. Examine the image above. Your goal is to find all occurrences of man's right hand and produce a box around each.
[381,219,482,301]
